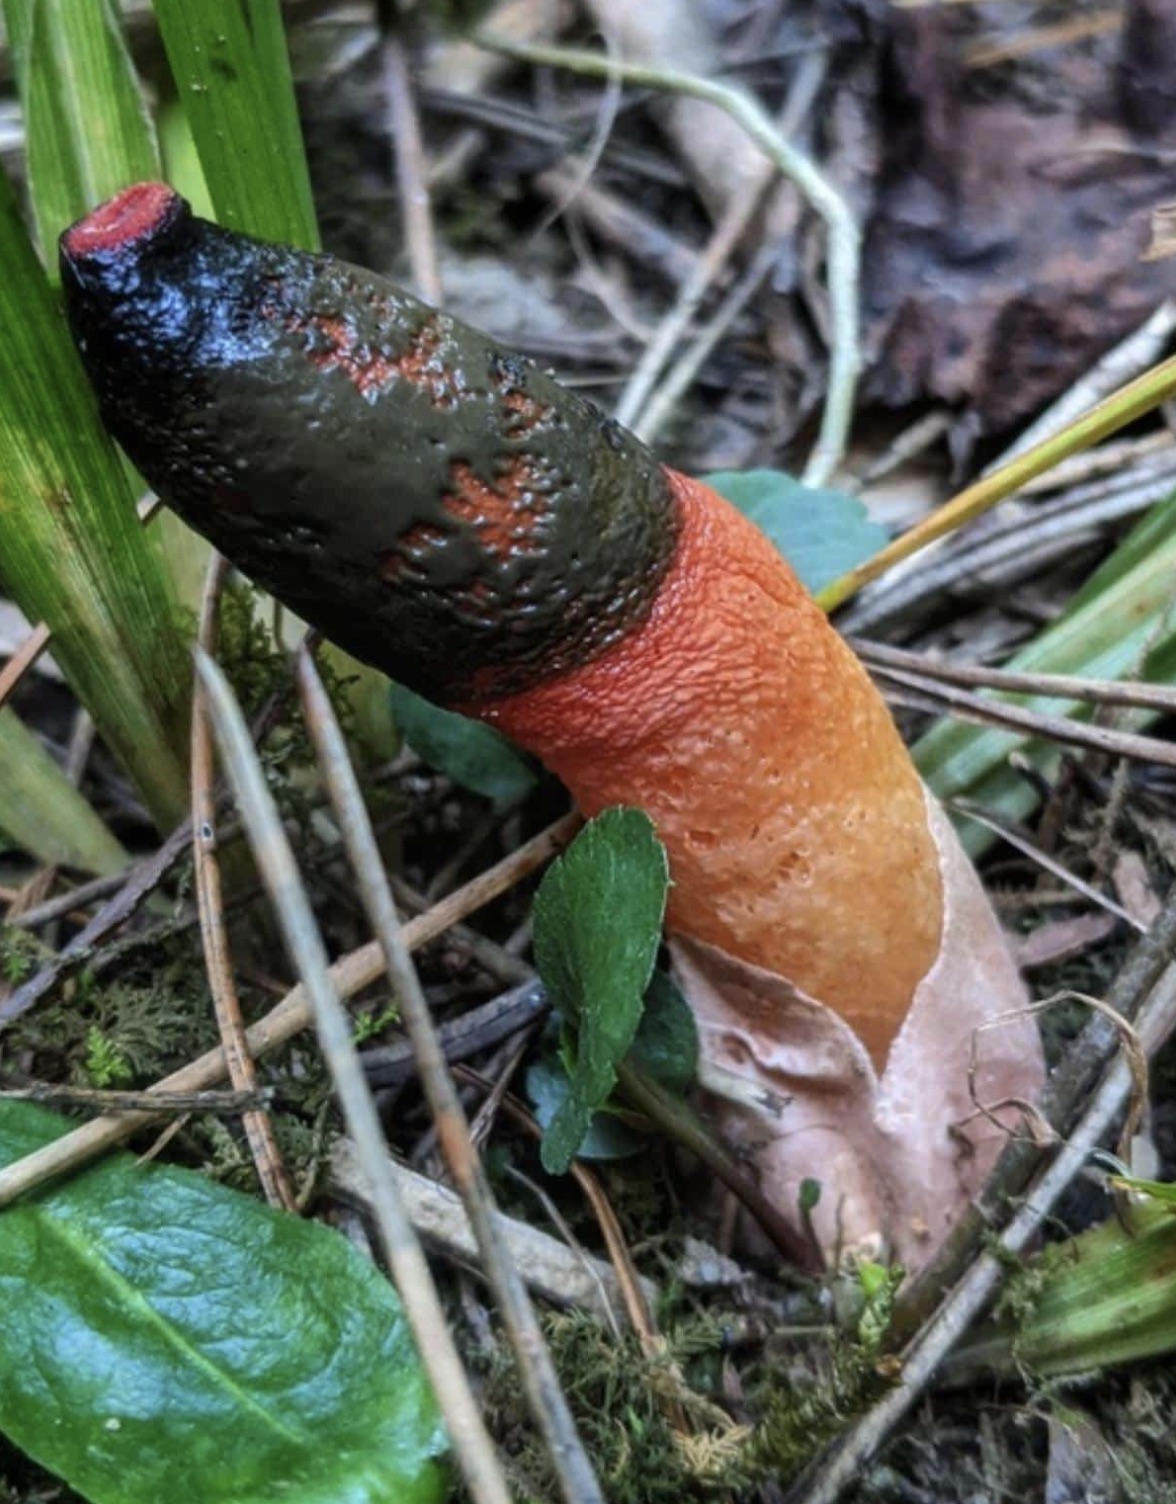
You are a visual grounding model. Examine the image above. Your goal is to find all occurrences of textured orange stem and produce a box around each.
[479,469,943,1066]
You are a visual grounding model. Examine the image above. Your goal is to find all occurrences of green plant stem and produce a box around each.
[616,1059,813,1267]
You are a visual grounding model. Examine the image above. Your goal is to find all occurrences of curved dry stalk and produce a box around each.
[381,25,442,305]
[195,650,516,1504]
[191,553,295,1210]
[613,75,804,435]
[293,645,604,1504]
[476,31,861,486]
[872,662,1176,768]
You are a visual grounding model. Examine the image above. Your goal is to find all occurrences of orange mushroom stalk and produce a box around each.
[60,185,1044,1269]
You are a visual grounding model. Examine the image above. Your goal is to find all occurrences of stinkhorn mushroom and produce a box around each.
[60,184,1044,1269]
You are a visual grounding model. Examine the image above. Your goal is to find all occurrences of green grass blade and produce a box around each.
[151,0,318,247]
[952,1203,1176,1380]
[914,493,1176,852]
[0,166,190,832]
[0,710,127,875]
[2,0,159,273]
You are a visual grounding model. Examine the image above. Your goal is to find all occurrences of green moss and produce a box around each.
[0,927,48,987]
[475,1310,754,1503]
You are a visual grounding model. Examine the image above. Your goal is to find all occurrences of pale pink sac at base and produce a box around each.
[672,796,1044,1272]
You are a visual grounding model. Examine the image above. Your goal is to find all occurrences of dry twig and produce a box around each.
[196,649,518,1504]
[294,646,603,1504]
[0,814,578,1205]
[191,553,295,1210]
[477,32,861,486]
[0,620,52,711]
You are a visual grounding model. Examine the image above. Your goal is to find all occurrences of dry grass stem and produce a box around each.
[990,302,1176,470]
[294,646,603,1504]
[477,32,861,486]
[195,649,516,1504]
[856,638,1176,714]
[382,27,443,305]
[875,664,1176,770]
[192,553,295,1210]
[0,812,579,1206]
[949,803,1143,931]
[819,351,1176,612]
[0,620,52,711]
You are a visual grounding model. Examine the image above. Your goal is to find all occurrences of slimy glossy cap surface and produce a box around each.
[61,182,179,260]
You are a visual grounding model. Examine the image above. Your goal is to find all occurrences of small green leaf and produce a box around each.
[704,469,888,594]
[525,970,698,1164]
[0,1101,446,1504]
[525,1057,646,1162]
[533,809,669,1173]
[628,971,698,1097]
[389,683,538,804]
[798,1178,822,1214]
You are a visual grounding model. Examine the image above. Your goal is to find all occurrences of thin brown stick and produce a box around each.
[0,805,197,1023]
[854,637,1176,715]
[7,869,131,930]
[873,663,1176,769]
[294,647,602,1504]
[0,1084,271,1113]
[949,802,1143,931]
[0,814,579,1206]
[0,620,52,710]
[197,650,514,1504]
[382,27,442,305]
[192,554,295,1210]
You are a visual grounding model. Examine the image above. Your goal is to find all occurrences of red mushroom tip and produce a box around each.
[61,182,179,260]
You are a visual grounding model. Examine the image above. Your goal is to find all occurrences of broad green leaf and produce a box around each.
[152,0,318,248]
[389,683,538,804]
[0,1101,446,1504]
[525,970,698,1163]
[0,166,190,836]
[915,492,1176,853]
[704,469,888,594]
[533,809,669,1173]
[0,708,127,874]
[2,0,158,273]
